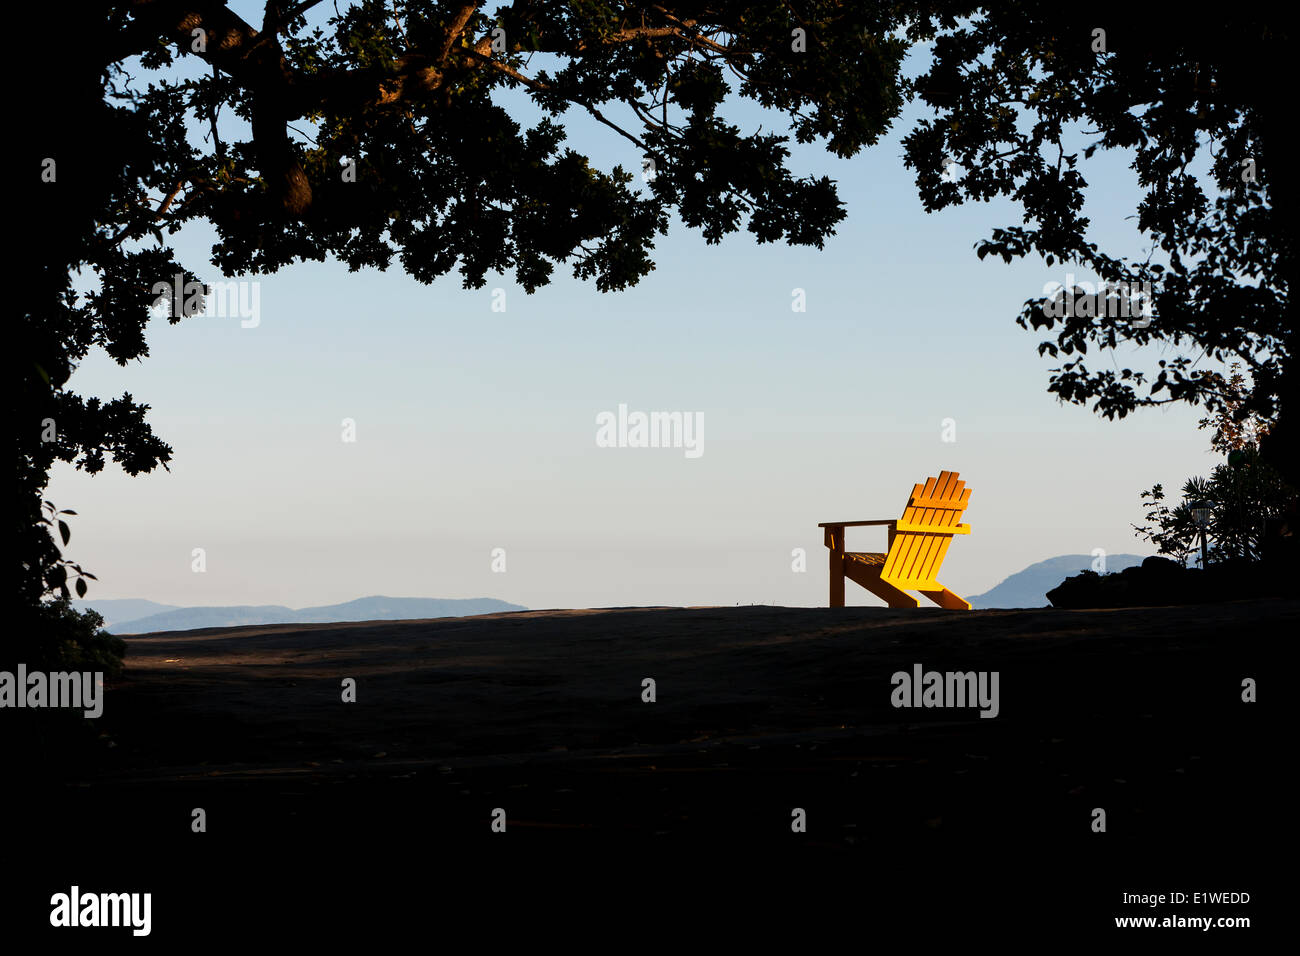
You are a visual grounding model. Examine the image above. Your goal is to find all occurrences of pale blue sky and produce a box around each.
[49,10,1225,609]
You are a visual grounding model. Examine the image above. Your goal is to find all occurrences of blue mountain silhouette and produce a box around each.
[967,554,1149,608]
[77,595,527,634]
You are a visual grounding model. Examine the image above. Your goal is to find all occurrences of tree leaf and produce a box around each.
[58,521,71,545]
[75,577,88,598]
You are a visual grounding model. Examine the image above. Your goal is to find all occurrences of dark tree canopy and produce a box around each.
[900,2,1297,484]
[20,1,914,618]
[18,2,1296,642]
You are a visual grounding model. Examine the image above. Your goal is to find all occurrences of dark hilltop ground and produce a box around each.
[10,601,1288,939]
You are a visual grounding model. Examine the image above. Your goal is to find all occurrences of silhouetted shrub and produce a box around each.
[7,598,125,677]
[1047,556,1289,608]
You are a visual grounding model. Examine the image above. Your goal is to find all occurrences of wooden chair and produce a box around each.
[819,471,972,609]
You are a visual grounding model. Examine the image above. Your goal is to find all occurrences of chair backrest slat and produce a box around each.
[911,472,954,582]
[885,480,928,581]
[897,473,946,582]
[883,470,972,587]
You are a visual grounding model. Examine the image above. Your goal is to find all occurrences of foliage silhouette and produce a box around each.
[1134,451,1290,567]
[1133,368,1291,565]
[902,3,1297,486]
[20,1,916,647]
[20,3,1296,651]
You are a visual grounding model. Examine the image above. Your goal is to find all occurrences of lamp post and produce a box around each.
[1192,500,1213,569]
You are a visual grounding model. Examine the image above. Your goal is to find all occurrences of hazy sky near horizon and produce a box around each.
[48,9,1227,610]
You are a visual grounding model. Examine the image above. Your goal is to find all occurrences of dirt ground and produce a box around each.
[9,601,1288,939]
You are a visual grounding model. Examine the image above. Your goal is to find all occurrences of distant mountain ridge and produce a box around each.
[73,595,527,634]
[69,599,180,630]
[967,554,1149,609]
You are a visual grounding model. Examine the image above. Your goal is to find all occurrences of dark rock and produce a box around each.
[1046,558,1289,608]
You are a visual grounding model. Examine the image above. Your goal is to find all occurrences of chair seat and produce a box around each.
[845,551,887,567]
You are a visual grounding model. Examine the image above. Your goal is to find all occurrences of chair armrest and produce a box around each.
[822,519,895,552]
[817,520,896,528]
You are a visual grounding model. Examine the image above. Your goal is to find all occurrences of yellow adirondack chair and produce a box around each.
[819,471,972,609]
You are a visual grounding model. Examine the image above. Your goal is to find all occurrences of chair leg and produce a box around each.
[827,530,846,608]
[918,583,971,610]
[844,562,920,608]
[830,562,845,607]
